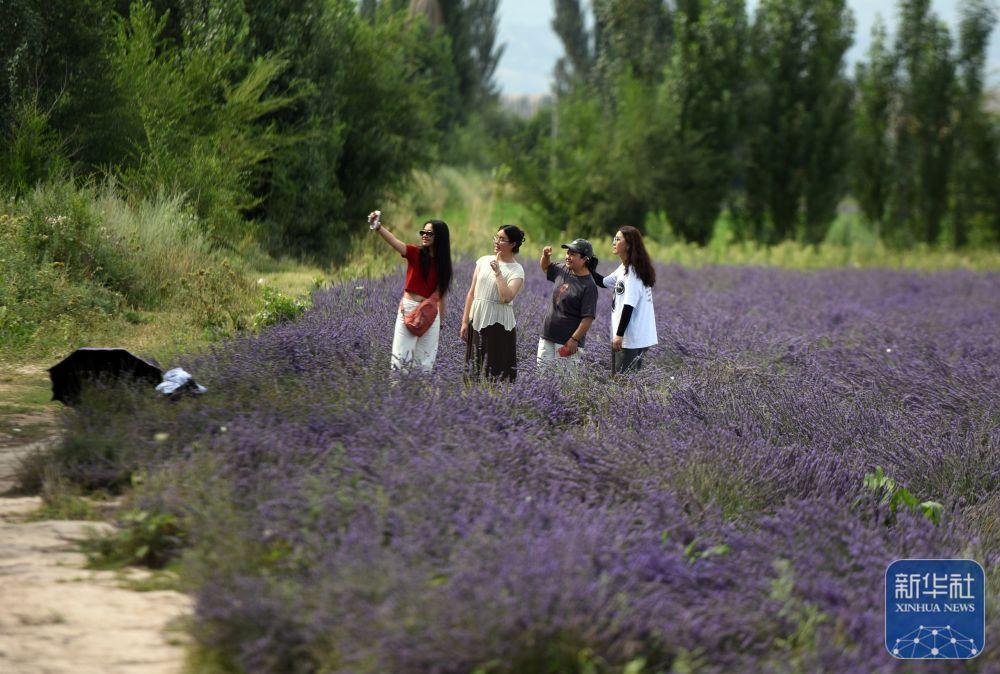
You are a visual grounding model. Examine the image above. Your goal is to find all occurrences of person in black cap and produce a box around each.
[537,238,599,370]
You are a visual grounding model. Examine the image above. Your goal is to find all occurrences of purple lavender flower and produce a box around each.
[55,263,999,672]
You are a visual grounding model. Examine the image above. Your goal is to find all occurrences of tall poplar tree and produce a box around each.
[886,0,956,245]
[552,0,593,91]
[949,0,998,246]
[648,0,748,243]
[745,0,854,243]
[852,17,897,235]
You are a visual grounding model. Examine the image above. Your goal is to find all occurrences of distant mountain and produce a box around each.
[500,93,552,118]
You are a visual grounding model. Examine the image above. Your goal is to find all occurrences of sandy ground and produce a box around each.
[0,498,192,674]
[0,370,192,674]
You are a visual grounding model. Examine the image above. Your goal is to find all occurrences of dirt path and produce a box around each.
[0,498,192,673]
[0,365,59,494]
[0,366,191,674]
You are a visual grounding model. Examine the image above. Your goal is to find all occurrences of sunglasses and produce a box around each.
[418,230,435,237]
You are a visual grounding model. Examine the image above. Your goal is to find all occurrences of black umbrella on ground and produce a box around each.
[48,348,163,406]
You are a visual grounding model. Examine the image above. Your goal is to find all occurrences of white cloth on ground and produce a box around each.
[156,368,207,395]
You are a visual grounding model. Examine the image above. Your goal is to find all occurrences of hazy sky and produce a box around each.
[496,0,1000,94]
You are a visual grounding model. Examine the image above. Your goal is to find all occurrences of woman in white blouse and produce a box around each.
[460,225,526,381]
[590,226,658,374]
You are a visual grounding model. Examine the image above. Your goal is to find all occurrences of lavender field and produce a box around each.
[58,262,999,673]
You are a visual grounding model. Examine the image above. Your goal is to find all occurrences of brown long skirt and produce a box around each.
[465,322,517,382]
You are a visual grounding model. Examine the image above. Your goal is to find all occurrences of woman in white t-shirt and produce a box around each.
[459,225,526,381]
[590,226,658,374]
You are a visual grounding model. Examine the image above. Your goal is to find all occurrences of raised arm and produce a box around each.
[368,211,407,256]
[540,245,552,273]
[491,257,524,304]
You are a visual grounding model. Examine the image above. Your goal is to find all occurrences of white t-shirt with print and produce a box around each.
[603,264,658,349]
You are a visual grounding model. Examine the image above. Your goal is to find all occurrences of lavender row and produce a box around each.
[61,263,999,672]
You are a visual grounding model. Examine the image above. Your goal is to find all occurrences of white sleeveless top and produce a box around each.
[469,256,525,331]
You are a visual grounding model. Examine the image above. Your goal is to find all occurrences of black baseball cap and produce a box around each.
[561,238,594,258]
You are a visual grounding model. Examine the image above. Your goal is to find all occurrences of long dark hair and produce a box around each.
[419,219,453,296]
[619,226,655,287]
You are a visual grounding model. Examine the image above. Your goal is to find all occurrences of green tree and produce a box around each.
[592,0,673,87]
[397,0,502,111]
[886,0,957,245]
[250,1,448,255]
[552,0,593,91]
[124,0,453,256]
[648,0,748,244]
[0,98,71,194]
[949,0,999,246]
[523,0,748,244]
[504,80,650,237]
[110,1,291,245]
[0,0,129,171]
[466,0,504,104]
[745,0,854,243]
[851,17,897,235]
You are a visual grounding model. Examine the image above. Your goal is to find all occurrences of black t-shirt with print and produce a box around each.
[542,262,598,347]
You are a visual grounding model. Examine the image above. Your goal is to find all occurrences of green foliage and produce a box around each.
[443,105,530,170]
[683,539,731,564]
[255,2,448,258]
[0,0,128,170]
[532,0,999,251]
[505,80,651,238]
[110,0,292,247]
[768,559,828,671]
[5,0,481,260]
[885,0,957,246]
[251,285,309,330]
[178,260,258,337]
[0,194,126,356]
[648,0,747,244]
[428,0,504,109]
[849,0,999,248]
[85,508,186,568]
[851,19,896,235]
[552,0,593,90]
[31,476,105,521]
[0,178,260,359]
[592,0,673,86]
[744,0,855,243]
[822,211,878,248]
[511,0,749,244]
[0,97,71,195]
[862,466,944,524]
[948,0,1000,247]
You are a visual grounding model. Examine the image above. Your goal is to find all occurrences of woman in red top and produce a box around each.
[368,211,453,371]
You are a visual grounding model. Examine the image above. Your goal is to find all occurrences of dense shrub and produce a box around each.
[50,260,1000,672]
[0,179,259,358]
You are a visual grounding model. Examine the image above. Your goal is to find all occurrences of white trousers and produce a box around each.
[391,297,441,372]
[536,338,583,371]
